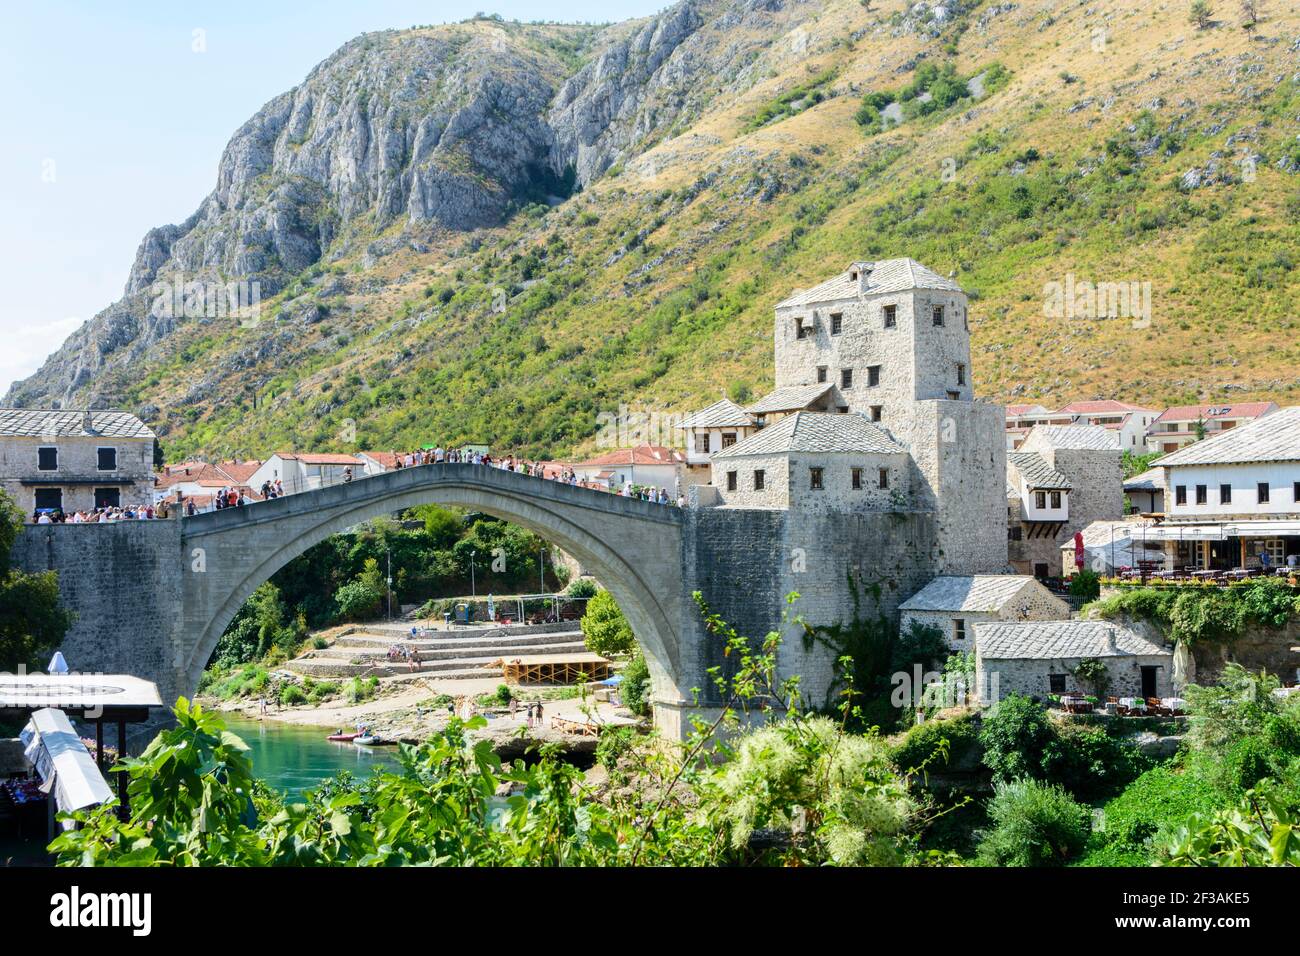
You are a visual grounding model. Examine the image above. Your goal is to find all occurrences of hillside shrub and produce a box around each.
[979,694,1056,784]
[1079,765,1217,866]
[890,713,981,772]
[976,779,1090,867]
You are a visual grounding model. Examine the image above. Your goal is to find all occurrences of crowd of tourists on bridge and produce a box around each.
[380,444,684,506]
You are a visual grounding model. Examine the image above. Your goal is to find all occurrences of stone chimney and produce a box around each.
[1104,624,1118,653]
[81,409,94,433]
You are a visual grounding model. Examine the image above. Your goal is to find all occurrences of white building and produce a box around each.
[1151,406,1300,571]
[899,575,1069,652]
[1147,401,1278,454]
[247,452,363,495]
[0,408,156,516]
[675,398,758,482]
[1057,400,1159,454]
[570,445,685,492]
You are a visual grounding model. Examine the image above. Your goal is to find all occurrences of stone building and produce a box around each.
[681,257,1008,703]
[1007,423,1123,578]
[0,408,156,516]
[974,619,1173,702]
[899,574,1069,651]
[676,398,758,484]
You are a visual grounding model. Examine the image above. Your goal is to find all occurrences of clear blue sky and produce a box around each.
[0,1,667,396]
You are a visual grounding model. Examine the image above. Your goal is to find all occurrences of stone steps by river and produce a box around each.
[286,623,589,681]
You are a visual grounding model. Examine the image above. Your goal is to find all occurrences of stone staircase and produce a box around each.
[286,622,587,681]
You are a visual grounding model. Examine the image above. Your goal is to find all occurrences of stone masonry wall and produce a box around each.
[11,520,186,706]
[975,651,1173,702]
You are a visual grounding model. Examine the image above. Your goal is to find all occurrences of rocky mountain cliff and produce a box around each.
[10,0,1300,459]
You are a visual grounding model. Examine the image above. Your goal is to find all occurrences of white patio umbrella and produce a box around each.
[47,651,69,674]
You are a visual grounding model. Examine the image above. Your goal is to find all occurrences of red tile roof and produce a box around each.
[1057,400,1152,414]
[1152,402,1277,425]
[274,452,363,465]
[575,445,686,468]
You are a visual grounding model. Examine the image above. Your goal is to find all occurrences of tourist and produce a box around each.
[535,701,544,728]
[342,466,353,483]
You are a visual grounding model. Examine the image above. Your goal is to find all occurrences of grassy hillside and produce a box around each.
[82,0,1300,460]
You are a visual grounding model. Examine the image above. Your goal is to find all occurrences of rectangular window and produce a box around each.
[754,470,765,491]
[883,304,897,328]
[1050,491,1061,509]
[97,447,117,471]
[830,312,842,335]
[867,365,881,387]
[878,468,889,490]
[816,366,827,383]
[37,447,58,471]
[721,433,737,448]
[809,467,824,491]
[947,391,961,400]
[954,619,966,642]
[1175,485,1187,506]
[1049,674,1067,694]
[1195,484,1208,505]
[869,405,883,422]
[851,468,863,490]
[695,433,711,454]
[1258,482,1270,504]
[1035,491,1047,509]
[795,318,807,340]
[34,488,62,512]
[94,487,120,509]
[1294,481,1300,503]
[1221,484,1232,504]
[932,305,945,326]
[726,471,737,492]
[956,363,966,386]
[840,368,853,389]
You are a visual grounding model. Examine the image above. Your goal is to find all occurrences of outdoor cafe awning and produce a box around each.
[0,673,163,722]
[19,707,114,814]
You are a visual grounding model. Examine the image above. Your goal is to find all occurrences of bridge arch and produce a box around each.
[179,465,691,731]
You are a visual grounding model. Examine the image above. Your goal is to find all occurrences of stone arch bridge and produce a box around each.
[13,463,944,737]
[15,468,847,738]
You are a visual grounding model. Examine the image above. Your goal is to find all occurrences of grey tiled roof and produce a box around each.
[775,258,963,308]
[0,408,155,439]
[1153,406,1300,467]
[899,575,1039,613]
[676,399,755,430]
[745,383,834,415]
[713,411,905,458]
[976,620,1169,660]
[1123,467,1164,492]
[1028,424,1120,451]
[1008,452,1071,490]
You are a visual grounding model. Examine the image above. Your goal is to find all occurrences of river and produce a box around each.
[222,715,402,800]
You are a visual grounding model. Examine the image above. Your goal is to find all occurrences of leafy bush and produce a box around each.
[890,713,981,772]
[976,779,1090,867]
[979,694,1056,785]
[1163,785,1300,866]
[279,684,307,706]
[334,580,383,621]
[565,578,598,599]
[581,590,635,656]
[620,653,651,717]
[345,676,379,704]
[1069,569,1100,601]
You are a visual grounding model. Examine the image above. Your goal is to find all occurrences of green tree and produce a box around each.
[979,694,1057,785]
[580,589,635,656]
[1189,0,1214,29]
[0,489,73,671]
[620,651,651,717]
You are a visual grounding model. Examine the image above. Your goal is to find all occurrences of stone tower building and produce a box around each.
[685,258,1009,709]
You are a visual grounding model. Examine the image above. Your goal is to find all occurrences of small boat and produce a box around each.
[353,734,395,746]
[326,731,363,742]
